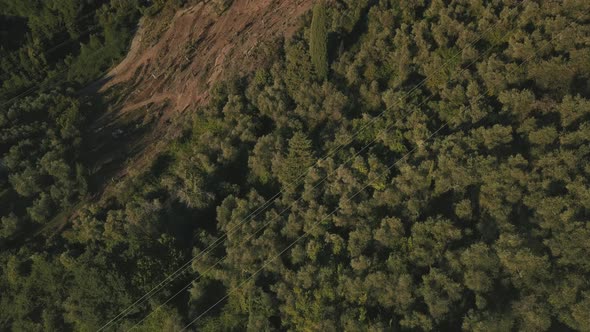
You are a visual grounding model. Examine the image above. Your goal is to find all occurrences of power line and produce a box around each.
[179,123,446,330]
[180,17,579,330]
[104,2,529,330]
[126,15,514,328]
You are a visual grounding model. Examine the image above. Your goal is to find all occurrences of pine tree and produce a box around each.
[310,2,328,80]
[275,132,315,192]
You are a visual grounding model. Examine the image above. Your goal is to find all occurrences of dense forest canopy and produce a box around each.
[1,0,590,331]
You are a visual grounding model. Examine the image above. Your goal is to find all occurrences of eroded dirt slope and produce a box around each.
[102,0,312,118]
[85,0,313,194]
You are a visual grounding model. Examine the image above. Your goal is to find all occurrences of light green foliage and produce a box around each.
[409,218,462,267]
[419,268,463,320]
[0,213,19,239]
[122,306,184,331]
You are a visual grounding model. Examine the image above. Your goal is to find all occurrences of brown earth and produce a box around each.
[102,0,312,118]
[86,0,313,194]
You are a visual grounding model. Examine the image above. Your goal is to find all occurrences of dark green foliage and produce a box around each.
[2,1,590,331]
[0,0,141,100]
[0,92,87,239]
